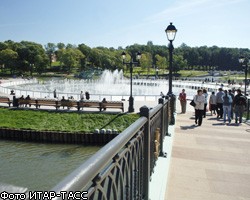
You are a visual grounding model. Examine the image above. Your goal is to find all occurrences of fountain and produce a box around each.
[4,69,221,101]
[9,69,172,100]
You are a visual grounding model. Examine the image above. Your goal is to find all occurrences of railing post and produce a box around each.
[158,98,167,157]
[164,96,170,136]
[247,98,250,120]
[140,106,150,200]
[169,94,176,125]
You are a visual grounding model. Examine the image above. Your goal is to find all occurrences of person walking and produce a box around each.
[216,88,224,118]
[228,89,235,119]
[80,91,84,100]
[194,89,205,126]
[178,89,187,114]
[209,91,217,115]
[53,89,57,98]
[233,89,247,124]
[222,90,233,124]
[202,89,208,118]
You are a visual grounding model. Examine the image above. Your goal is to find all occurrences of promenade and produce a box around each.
[1,78,250,199]
[165,107,250,200]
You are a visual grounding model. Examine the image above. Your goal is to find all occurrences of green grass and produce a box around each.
[0,108,139,133]
[179,70,208,77]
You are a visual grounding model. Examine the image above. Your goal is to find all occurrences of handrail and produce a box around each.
[50,97,171,200]
[52,117,147,195]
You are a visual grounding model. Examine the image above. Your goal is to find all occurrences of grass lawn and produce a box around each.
[0,108,139,133]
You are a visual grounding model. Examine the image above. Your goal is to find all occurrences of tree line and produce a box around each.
[0,40,249,76]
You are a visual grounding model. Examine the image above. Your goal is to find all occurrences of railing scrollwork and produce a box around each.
[51,97,173,200]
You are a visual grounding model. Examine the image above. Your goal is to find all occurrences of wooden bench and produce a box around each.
[0,96,12,107]
[59,100,78,109]
[36,99,60,110]
[100,101,124,112]
[77,100,101,111]
[18,99,37,107]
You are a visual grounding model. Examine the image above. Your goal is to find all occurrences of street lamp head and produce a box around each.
[121,51,126,60]
[165,22,177,42]
[239,55,245,64]
[136,52,141,60]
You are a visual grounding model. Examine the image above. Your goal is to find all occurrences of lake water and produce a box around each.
[0,140,101,191]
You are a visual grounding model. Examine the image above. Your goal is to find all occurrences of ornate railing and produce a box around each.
[49,97,172,200]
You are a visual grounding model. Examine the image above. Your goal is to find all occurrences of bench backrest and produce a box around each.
[0,96,10,101]
[36,99,59,105]
[18,99,36,104]
[60,100,78,107]
[78,101,101,107]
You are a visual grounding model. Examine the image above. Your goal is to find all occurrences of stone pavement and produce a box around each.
[165,107,250,200]
[2,78,250,199]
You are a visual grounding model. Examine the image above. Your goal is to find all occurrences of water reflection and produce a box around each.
[0,140,101,191]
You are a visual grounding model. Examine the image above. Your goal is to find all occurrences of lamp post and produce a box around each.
[165,22,177,95]
[122,51,141,113]
[155,66,159,79]
[239,56,249,96]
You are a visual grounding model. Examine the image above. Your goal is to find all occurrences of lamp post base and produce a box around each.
[128,96,134,113]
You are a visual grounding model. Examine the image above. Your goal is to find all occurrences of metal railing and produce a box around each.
[50,97,172,200]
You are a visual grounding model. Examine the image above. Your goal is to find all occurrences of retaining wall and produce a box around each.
[0,128,117,145]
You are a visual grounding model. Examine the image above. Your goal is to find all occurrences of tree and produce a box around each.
[57,43,65,50]
[140,52,152,75]
[16,41,49,75]
[58,48,85,72]
[155,54,167,71]
[172,54,187,74]
[44,43,56,67]
[0,49,18,74]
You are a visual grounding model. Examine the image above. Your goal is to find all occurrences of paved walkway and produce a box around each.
[2,78,250,199]
[165,109,250,200]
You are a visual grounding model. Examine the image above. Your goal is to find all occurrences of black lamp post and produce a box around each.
[239,56,249,96]
[122,51,141,113]
[155,67,159,79]
[165,22,177,95]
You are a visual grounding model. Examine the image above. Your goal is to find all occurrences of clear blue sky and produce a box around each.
[0,0,249,49]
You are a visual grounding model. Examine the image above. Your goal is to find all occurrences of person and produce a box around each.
[61,96,66,109]
[10,90,15,95]
[18,95,24,107]
[85,91,90,100]
[80,91,84,100]
[53,89,57,98]
[25,95,31,107]
[216,88,224,118]
[222,90,233,124]
[209,91,217,115]
[233,89,247,124]
[193,89,205,126]
[101,98,107,111]
[25,95,31,100]
[61,96,66,101]
[178,89,187,114]
[202,89,208,118]
[160,91,165,98]
[228,89,235,119]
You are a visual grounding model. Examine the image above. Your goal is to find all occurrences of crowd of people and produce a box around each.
[178,88,247,126]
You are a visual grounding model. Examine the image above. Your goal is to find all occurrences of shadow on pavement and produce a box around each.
[180,124,197,130]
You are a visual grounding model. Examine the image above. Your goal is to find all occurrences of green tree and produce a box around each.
[16,41,49,75]
[155,54,167,71]
[44,43,56,67]
[0,49,18,74]
[58,48,85,72]
[140,52,152,75]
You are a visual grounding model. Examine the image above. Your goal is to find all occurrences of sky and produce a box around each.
[0,0,249,49]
